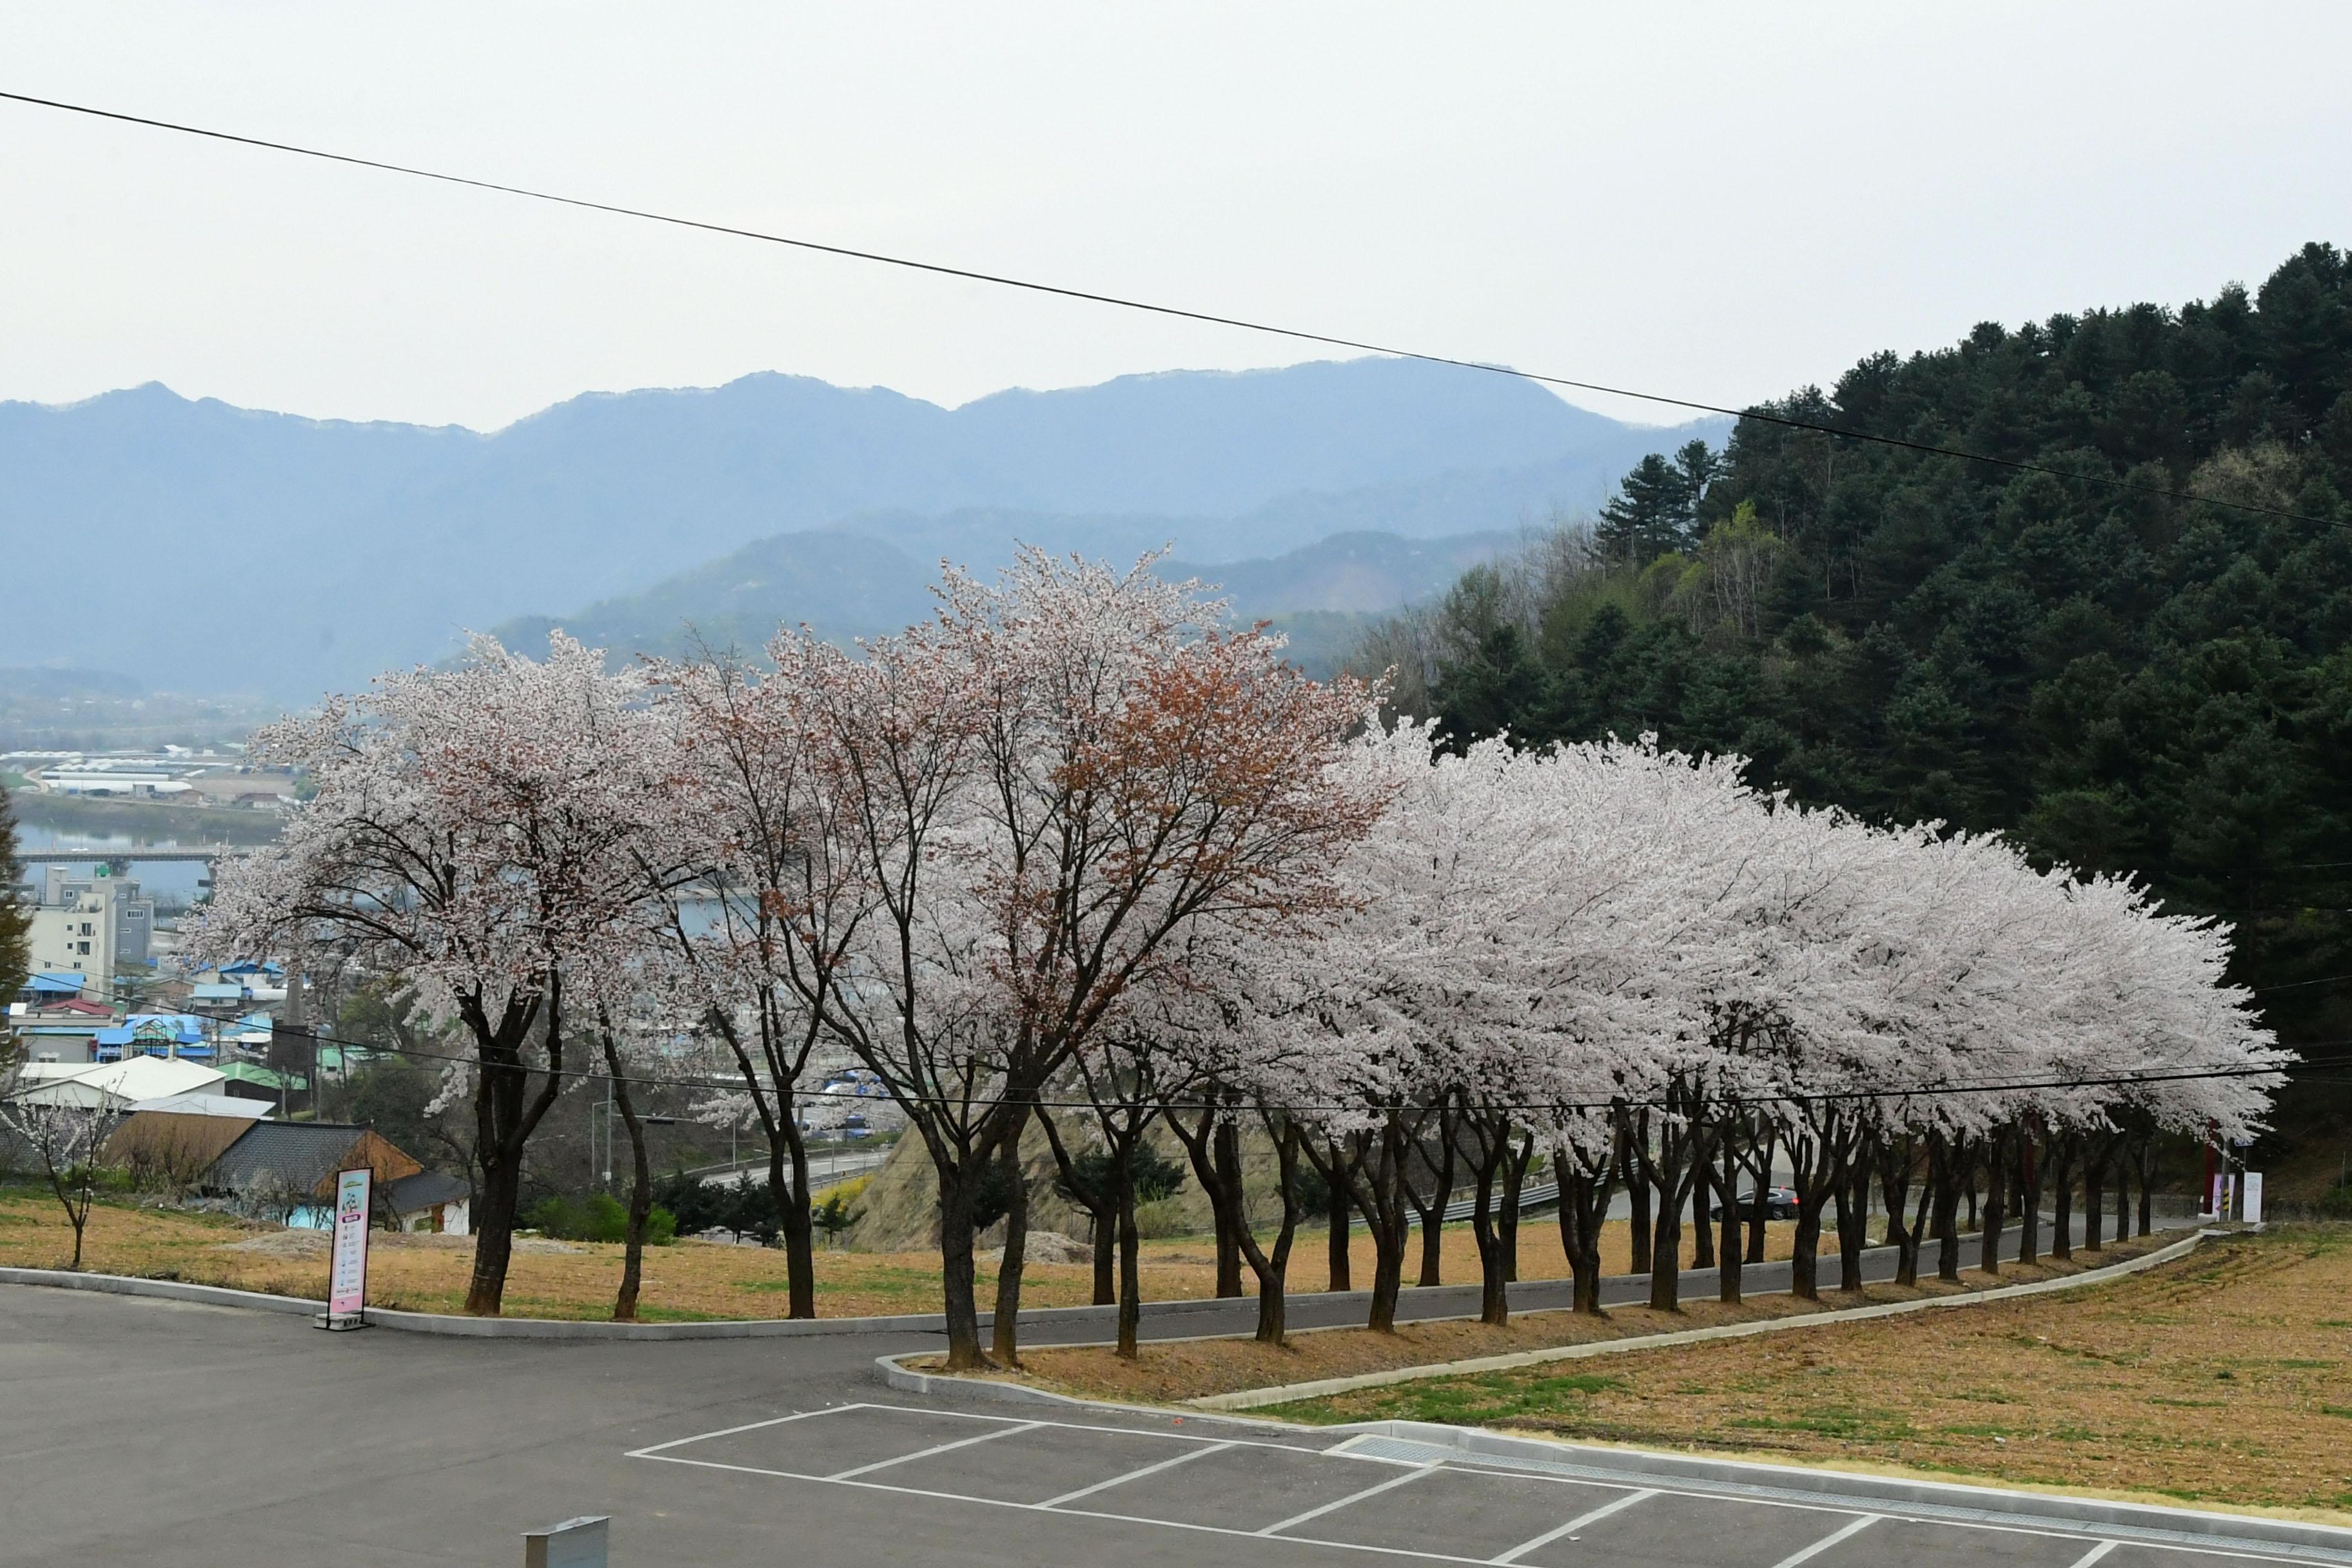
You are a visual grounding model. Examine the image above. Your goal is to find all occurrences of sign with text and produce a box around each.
[328,1166,372,1321]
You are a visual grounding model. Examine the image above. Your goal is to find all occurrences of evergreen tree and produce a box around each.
[1371,243,2352,1130]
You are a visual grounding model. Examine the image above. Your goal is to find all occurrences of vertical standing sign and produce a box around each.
[2241,1171,2264,1225]
[324,1166,372,1329]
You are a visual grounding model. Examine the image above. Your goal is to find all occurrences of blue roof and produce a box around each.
[28,972,86,994]
[220,960,284,977]
[191,983,246,1001]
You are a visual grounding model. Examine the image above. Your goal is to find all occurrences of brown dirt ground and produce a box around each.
[0,1188,1790,1322]
[963,1240,2162,1403]
[1273,1228,2352,1517]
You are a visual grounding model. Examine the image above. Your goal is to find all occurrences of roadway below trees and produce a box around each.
[2,1232,2329,1568]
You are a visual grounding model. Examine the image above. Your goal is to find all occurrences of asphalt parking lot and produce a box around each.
[5,1282,2344,1568]
[632,1402,2325,1568]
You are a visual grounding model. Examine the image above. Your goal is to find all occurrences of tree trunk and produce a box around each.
[1930,1134,1963,1284]
[935,1155,985,1369]
[1308,1139,1355,1293]
[1464,1115,1512,1326]
[991,1110,1031,1366]
[463,990,564,1317]
[1715,1137,1742,1306]
[2015,1124,2043,1268]
[1690,1171,1716,1270]
[2083,1137,2107,1251]
[1622,1112,1652,1276]
[1114,1134,1144,1360]
[1836,1155,1869,1293]
[1357,1126,1413,1333]
[1212,1117,1246,1297]
[1500,1133,1533,1284]
[1235,1115,1305,1344]
[1745,1128,1776,1266]
[1038,1106,1117,1306]
[770,1112,817,1318]
[2049,1133,2075,1262]
[602,1032,654,1323]
[1556,1155,1613,1315]
[1413,1113,1456,1288]
[2135,1135,2156,1237]
[1978,1129,2008,1276]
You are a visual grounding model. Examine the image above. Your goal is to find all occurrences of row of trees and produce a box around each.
[191,551,2283,1365]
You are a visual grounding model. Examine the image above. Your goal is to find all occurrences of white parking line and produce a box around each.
[1039,1440,1235,1508]
[1770,1513,1880,1567]
[1488,1487,1658,1565]
[2066,1544,2119,1567]
[1259,1462,1443,1536]
[627,1405,836,1456]
[826,1420,1043,1480]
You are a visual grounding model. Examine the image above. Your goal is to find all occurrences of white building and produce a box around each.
[26,867,152,998]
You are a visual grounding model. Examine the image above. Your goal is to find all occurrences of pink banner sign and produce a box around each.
[328,1167,372,1319]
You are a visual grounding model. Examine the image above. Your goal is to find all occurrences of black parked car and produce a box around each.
[1710,1186,1799,1221]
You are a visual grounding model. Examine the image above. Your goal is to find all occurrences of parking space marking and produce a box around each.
[1770,1513,1881,1566]
[627,1405,2340,1568]
[1488,1486,1658,1565]
[627,1405,836,1456]
[826,1419,1043,1480]
[1259,1462,1443,1536]
[1038,1440,1235,1508]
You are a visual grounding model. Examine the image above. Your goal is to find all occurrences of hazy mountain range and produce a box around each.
[3,357,1721,697]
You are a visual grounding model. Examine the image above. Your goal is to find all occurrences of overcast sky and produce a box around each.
[4,4,2346,431]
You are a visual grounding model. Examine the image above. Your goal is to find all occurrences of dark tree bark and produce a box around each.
[1714,1134,1743,1306]
[1212,1116,1246,1297]
[1299,1136,1363,1293]
[1460,1110,1515,1326]
[1223,1112,1307,1344]
[1500,1132,1534,1284]
[1407,1106,1458,1288]
[2083,1133,2109,1251]
[1690,1169,1716,1271]
[991,1106,1032,1366]
[463,979,565,1317]
[598,1024,656,1323]
[2048,1132,2076,1262]
[1930,1132,1965,1284]
[1037,1108,1116,1306]
[1623,1117,1652,1276]
[1977,1127,2009,1276]
[1745,1128,1776,1265]
[1350,1123,1416,1333]
[2015,1122,2046,1268]
[1555,1134,1618,1315]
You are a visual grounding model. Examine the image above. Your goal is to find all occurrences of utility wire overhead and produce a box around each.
[1,87,2344,533]
[47,971,2312,1119]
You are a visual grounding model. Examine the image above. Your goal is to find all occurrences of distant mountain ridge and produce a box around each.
[491,524,1514,676]
[1,358,1721,696]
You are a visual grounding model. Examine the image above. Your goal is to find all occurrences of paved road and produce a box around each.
[1,1218,2289,1568]
[1020,1215,2181,1346]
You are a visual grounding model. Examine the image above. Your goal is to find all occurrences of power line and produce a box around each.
[34,970,2313,1119]
[1,88,2344,534]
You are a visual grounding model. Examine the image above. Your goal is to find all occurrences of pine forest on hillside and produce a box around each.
[1357,242,2352,1162]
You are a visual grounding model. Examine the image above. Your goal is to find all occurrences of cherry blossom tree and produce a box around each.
[190,633,695,1316]
[752,551,1385,1367]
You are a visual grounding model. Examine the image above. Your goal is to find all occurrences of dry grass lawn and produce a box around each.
[0,1186,1790,1322]
[1275,1227,2352,1518]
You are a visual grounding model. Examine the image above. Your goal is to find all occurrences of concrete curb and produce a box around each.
[1337,1422,2352,1560]
[1191,1230,2210,1410]
[0,1267,320,1317]
[0,1220,2209,1342]
[868,1232,2207,1413]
